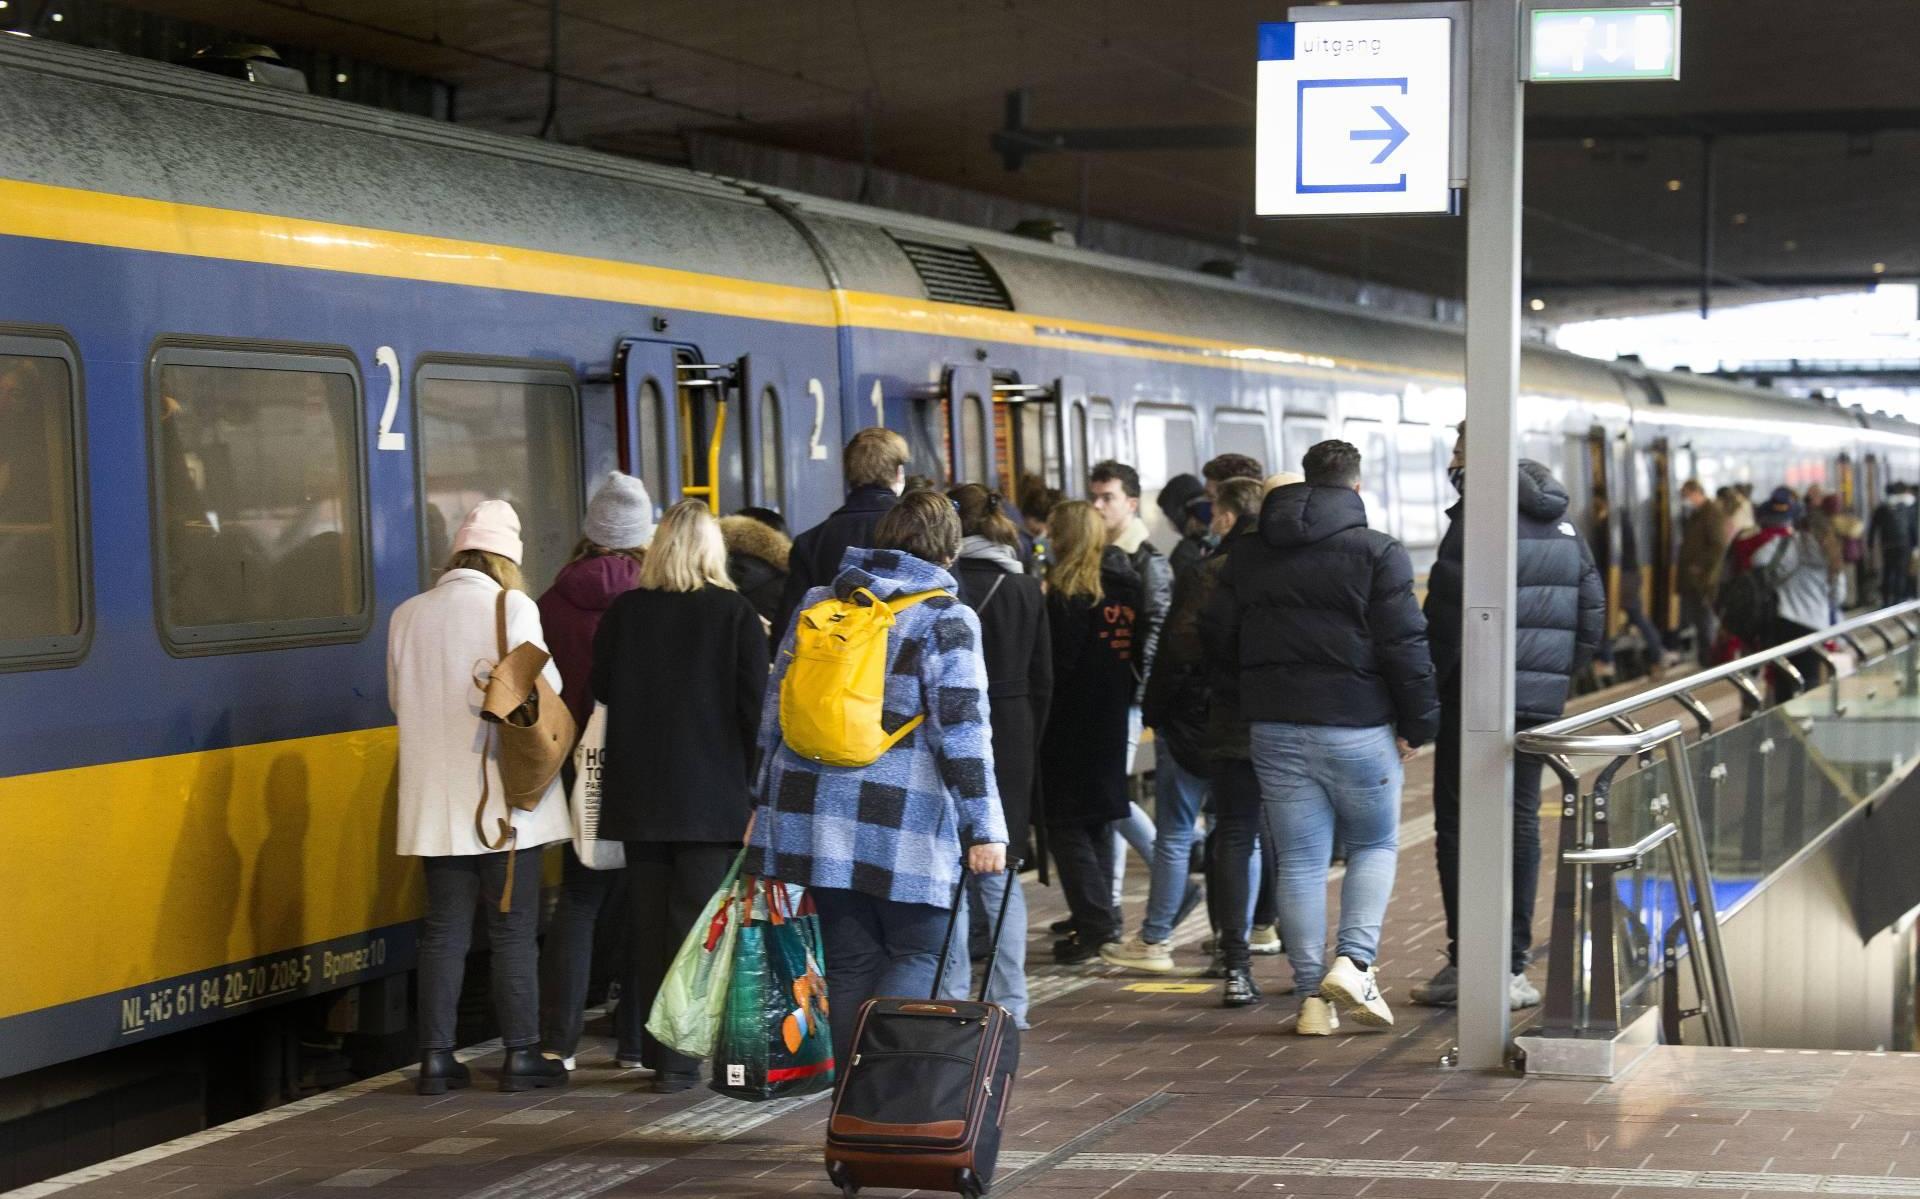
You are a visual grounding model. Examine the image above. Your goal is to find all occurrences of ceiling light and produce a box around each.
[1732,212,1748,225]
[1873,262,1887,274]
[1783,239,1799,252]
[1581,137,1596,149]
[335,72,349,83]
[0,3,11,10]
[1529,298,1547,312]
[1666,178,1682,191]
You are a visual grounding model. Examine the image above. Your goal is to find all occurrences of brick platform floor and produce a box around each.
[15,683,1919,1199]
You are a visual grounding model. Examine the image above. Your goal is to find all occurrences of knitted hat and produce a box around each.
[582,471,655,549]
[1156,473,1206,524]
[452,500,524,564]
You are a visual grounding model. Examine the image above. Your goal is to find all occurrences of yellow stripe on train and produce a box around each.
[0,728,423,1020]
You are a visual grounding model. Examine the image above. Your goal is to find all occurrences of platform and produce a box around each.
[16,733,1920,1199]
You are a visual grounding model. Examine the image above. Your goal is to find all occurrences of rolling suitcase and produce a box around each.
[825,866,1021,1198]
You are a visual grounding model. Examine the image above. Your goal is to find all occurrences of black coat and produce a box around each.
[1145,516,1256,771]
[591,584,770,842]
[1202,483,1439,746]
[775,485,897,635]
[1039,553,1142,826]
[953,554,1052,864]
[1124,538,1175,700]
[1424,460,1606,725]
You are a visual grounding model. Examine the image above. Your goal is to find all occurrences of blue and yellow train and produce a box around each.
[3,37,1916,1079]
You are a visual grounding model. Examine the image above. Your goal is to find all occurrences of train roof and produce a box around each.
[1,36,1911,439]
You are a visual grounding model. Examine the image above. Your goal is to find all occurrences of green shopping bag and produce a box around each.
[710,877,835,1101]
[646,850,748,1060]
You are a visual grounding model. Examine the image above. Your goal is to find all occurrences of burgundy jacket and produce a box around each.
[537,554,640,729]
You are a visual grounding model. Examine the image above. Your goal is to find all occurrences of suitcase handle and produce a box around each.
[929,857,1022,1003]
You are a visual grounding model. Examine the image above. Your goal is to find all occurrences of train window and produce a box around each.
[1395,425,1441,546]
[1010,396,1063,490]
[1281,415,1329,472]
[1087,399,1117,472]
[961,394,988,486]
[758,386,784,512]
[717,391,748,515]
[417,360,580,594]
[1345,420,1392,533]
[0,336,88,666]
[149,345,369,653]
[1213,412,1271,471]
[1132,407,1198,489]
[908,399,951,483]
[636,378,670,517]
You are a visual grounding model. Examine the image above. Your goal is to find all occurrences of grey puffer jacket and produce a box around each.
[1425,460,1606,725]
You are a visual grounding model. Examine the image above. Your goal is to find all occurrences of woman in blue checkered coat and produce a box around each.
[748,490,1010,1067]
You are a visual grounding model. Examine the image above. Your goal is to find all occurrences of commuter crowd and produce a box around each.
[383,422,1920,1091]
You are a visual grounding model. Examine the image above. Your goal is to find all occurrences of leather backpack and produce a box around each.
[474,589,576,909]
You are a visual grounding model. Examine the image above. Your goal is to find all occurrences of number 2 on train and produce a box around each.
[375,345,406,451]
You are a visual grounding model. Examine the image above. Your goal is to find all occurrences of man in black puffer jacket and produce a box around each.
[1202,441,1439,1036]
[1413,436,1605,1012]
[774,428,908,636]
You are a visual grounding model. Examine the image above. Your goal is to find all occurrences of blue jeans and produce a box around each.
[1110,706,1156,907]
[813,888,949,1070]
[1249,722,1403,997]
[1142,754,1208,942]
[938,871,1030,1027]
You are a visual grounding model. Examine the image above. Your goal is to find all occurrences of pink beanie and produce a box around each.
[452,500,524,564]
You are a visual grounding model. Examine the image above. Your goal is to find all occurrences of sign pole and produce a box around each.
[1457,0,1524,1070]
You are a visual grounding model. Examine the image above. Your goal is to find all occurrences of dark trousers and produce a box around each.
[1048,820,1121,946]
[538,847,636,1058]
[811,888,950,1072]
[624,841,737,1076]
[1432,702,1545,975]
[418,851,540,1051]
[1885,550,1916,604]
[1208,758,1276,970]
[1766,617,1825,705]
[1679,592,1718,662]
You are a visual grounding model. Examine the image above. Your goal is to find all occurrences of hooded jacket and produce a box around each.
[953,538,1051,863]
[721,514,792,632]
[1041,549,1145,825]
[1677,498,1731,600]
[1201,484,1439,745]
[1144,514,1256,772]
[775,484,898,636]
[751,548,1007,909]
[537,553,641,730]
[1424,460,1607,726]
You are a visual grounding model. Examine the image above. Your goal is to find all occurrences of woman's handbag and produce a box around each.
[569,702,625,871]
[647,850,748,1060]
[474,589,577,910]
[711,877,835,1101]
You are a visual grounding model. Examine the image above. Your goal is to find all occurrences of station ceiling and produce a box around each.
[103,0,1920,317]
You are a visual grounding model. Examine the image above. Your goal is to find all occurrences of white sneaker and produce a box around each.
[1248,924,1283,956]
[543,1051,577,1072]
[1320,955,1394,1028]
[1099,933,1175,974]
[1295,995,1339,1036]
[1509,972,1542,1010]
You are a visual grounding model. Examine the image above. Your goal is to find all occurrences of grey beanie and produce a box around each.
[582,471,655,548]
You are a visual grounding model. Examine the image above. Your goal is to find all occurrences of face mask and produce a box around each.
[1448,466,1466,495]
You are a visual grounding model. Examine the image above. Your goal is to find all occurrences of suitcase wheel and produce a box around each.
[957,1168,983,1199]
[826,1160,857,1198]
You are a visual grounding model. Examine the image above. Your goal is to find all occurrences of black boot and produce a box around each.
[1222,967,1263,1008]
[417,1050,471,1096]
[652,1070,701,1094]
[500,1047,569,1093]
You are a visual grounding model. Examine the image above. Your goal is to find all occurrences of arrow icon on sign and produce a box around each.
[1349,105,1409,164]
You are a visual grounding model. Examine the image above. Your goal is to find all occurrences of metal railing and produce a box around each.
[1515,600,1920,1070]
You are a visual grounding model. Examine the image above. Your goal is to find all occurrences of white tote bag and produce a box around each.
[570,703,626,870]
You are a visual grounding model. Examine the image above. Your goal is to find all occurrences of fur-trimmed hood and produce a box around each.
[720,514,792,571]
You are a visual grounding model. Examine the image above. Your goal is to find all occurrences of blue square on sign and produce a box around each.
[1258,23,1295,61]
[1295,78,1411,195]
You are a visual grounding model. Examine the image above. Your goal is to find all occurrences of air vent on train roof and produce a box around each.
[890,237,1015,310]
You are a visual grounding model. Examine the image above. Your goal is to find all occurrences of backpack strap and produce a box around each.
[866,589,954,754]
[974,575,1007,617]
[473,588,519,913]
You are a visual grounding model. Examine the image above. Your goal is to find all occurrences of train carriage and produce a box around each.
[1,35,1915,1081]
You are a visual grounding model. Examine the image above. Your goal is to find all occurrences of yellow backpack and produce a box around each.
[780,587,948,767]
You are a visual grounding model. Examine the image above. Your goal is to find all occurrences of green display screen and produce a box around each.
[1529,7,1681,82]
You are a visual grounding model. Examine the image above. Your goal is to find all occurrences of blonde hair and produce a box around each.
[1046,501,1106,604]
[844,427,912,489]
[637,501,734,593]
[445,548,525,594]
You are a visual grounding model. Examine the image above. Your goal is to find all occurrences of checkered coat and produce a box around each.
[748,548,1008,909]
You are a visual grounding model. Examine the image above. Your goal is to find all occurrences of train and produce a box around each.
[3,35,1917,1084]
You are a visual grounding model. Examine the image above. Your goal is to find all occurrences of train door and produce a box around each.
[614,338,684,515]
[1645,437,1677,631]
[1865,452,1883,512]
[994,374,1067,498]
[677,352,752,515]
[1582,425,1620,638]
[1836,453,1857,511]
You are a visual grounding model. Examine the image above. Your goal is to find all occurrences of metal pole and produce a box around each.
[1457,0,1523,1070]
[1699,134,1716,319]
